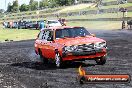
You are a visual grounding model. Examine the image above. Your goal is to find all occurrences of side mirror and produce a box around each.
[91,34,96,37]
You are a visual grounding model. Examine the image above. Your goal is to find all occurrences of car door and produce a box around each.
[35,31,45,54]
[39,30,50,58]
[41,30,55,58]
[38,29,55,59]
[46,30,55,59]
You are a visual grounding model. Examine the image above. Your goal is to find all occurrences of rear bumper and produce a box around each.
[62,48,107,61]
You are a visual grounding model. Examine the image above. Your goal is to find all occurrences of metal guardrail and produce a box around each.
[103,1,118,6]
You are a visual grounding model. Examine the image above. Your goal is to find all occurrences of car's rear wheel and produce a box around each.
[95,56,106,65]
[55,53,63,68]
[39,50,48,64]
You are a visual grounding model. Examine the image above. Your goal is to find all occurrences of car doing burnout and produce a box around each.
[34,26,107,68]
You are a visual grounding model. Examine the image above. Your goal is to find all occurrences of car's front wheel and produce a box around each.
[95,56,107,65]
[55,53,63,68]
[39,50,48,64]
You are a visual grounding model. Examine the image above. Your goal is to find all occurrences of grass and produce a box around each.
[0,3,131,42]
[60,12,132,20]
[56,3,96,13]
[0,28,39,42]
[67,21,122,30]
[64,13,122,19]
[0,2,131,22]
[6,7,64,18]
[55,3,132,13]
[128,12,132,16]
[1,9,131,23]
[101,3,132,9]
[104,0,117,2]
[0,20,125,42]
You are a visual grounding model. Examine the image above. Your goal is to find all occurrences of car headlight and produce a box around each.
[63,45,78,52]
[94,42,107,48]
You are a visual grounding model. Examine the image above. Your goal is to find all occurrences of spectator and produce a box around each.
[58,18,62,24]
[127,20,132,29]
[9,21,13,28]
[62,19,66,26]
[58,18,66,26]
[3,21,6,29]
[122,21,125,29]
[40,21,45,30]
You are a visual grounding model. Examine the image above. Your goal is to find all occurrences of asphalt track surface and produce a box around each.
[0,29,132,88]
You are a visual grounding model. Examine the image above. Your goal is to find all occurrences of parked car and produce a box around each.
[35,26,107,68]
[5,22,10,28]
[25,21,32,29]
[18,21,27,29]
[46,20,62,28]
[26,21,39,29]
[6,22,13,28]
[12,22,18,28]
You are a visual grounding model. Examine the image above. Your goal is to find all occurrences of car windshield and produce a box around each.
[55,27,90,39]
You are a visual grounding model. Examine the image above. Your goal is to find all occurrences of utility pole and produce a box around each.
[5,0,6,10]
[37,0,40,10]
[18,0,20,12]
[37,0,40,19]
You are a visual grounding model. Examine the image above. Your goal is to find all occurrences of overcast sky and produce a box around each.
[0,0,41,10]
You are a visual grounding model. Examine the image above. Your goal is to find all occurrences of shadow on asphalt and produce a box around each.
[10,61,95,70]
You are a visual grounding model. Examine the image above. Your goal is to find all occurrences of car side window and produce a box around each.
[43,30,54,40]
[42,30,50,40]
[38,30,53,41]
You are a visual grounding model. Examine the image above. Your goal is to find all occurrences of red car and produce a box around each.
[34,26,107,68]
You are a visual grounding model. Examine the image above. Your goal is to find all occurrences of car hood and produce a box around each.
[55,36,105,46]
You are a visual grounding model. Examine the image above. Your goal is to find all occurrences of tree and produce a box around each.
[95,0,103,7]
[20,4,29,12]
[0,9,5,13]
[40,0,49,8]
[55,0,74,6]
[67,0,74,5]
[29,0,34,5]
[48,0,59,8]
[29,0,38,10]
[12,0,19,12]
[7,2,12,12]
[6,0,76,12]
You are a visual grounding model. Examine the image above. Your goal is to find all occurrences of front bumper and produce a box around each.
[62,48,107,61]
[72,49,102,56]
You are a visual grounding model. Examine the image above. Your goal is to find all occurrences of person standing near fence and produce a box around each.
[127,20,132,29]
[3,21,6,29]
[40,21,45,31]
[9,21,13,29]
[62,19,66,26]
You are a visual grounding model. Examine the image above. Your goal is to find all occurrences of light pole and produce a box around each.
[38,1,39,10]
[36,0,41,20]
[5,0,6,10]
[37,0,41,10]
[18,0,20,12]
